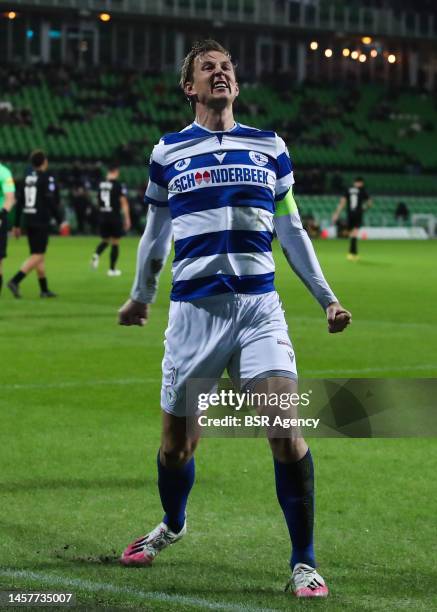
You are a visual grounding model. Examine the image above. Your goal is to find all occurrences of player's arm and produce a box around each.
[2,191,15,213]
[364,197,373,210]
[0,169,16,222]
[332,196,346,223]
[3,173,22,238]
[47,177,69,232]
[120,194,131,232]
[118,205,172,326]
[273,189,351,333]
[119,143,171,326]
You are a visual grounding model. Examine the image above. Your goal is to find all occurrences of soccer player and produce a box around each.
[118,40,351,598]
[91,162,131,276]
[0,161,16,295]
[7,150,68,298]
[332,177,372,261]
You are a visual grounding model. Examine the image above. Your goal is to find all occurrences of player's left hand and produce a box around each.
[326,302,352,333]
[118,299,149,326]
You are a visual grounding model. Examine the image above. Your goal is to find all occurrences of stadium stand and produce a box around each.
[1,66,435,228]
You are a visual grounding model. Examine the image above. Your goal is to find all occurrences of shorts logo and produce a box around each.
[277,339,292,348]
[174,158,191,172]
[166,386,178,407]
[249,151,269,166]
[169,367,177,385]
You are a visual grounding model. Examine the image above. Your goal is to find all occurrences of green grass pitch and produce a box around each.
[0,236,436,610]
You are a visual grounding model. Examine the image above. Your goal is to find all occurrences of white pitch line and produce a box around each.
[0,569,278,612]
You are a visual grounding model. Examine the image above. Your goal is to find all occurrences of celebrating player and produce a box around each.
[91,162,131,276]
[332,177,372,261]
[8,150,68,298]
[118,40,351,598]
[0,161,16,296]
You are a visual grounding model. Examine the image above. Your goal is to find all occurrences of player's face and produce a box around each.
[185,51,239,110]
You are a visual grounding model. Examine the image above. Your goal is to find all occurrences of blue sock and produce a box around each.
[274,449,316,569]
[157,451,195,533]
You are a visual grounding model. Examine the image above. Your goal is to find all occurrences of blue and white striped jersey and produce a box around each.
[144,121,294,302]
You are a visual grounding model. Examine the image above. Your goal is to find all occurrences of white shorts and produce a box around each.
[160,291,297,416]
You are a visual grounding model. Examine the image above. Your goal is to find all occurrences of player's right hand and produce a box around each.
[118,299,149,326]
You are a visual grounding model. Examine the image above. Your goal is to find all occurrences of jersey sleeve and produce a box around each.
[121,183,128,197]
[274,135,295,201]
[273,189,338,310]
[144,143,168,207]
[130,205,173,303]
[1,167,15,194]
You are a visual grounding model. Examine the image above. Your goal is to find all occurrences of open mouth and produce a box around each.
[212,80,230,92]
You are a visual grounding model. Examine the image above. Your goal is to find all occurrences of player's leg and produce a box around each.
[158,411,199,531]
[121,296,234,567]
[121,412,199,567]
[91,226,109,269]
[8,228,50,297]
[8,254,40,297]
[347,221,360,261]
[107,237,121,276]
[229,292,328,597]
[36,255,56,297]
[0,213,7,294]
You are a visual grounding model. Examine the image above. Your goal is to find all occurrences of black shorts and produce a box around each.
[27,226,49,254]
[0,211,8,259]
[99,219,124,239]
[347,212,363,230]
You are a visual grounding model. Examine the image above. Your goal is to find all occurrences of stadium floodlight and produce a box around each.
[359,54,367,63]
[370,49,378,58]
[388,54,396,63]
[99,12,111,22]
[342,48,350,57]
[362,36,372,45]
[6,11,17,19]
[310,41,318,51]
[324,49,333,58]
[351,51,359,60]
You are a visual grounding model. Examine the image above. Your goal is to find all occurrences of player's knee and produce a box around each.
[269,436,307,463]
[160,438,199,468]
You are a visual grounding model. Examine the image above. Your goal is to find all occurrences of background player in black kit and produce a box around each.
[91,162,131,276]
[332,177,372,261]
[7,150,68,298]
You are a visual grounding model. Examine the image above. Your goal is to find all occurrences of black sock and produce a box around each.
[110,245,119,270]
[38,277,48,292]
[350,237,358,254]
[11,270,26,285]
[0,274,2,294]
[96,241,108,256]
